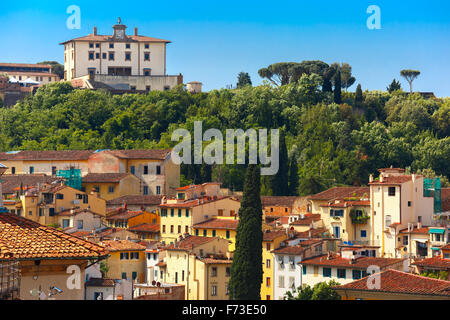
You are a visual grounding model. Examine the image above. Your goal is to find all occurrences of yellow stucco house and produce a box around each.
[159,196,241,244]
[192,216,238,252]
[82,173,141,201]
[159,235,232,300]
[100,240,147,283]
[19,183,106,226]
[261,229,288,300]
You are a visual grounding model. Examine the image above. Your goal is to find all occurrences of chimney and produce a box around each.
[134,27,138,36]
[380,174,384,183]
[93,26,98,35]
[417,221,422,229]
[369,174,373,183]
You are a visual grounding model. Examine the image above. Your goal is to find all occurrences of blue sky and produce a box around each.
[1,0,449,96]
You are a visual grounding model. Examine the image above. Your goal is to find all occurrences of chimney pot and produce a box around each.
[134,27,138,36]
[93,26,98,35]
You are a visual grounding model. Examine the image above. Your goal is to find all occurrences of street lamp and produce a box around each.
[0,163,8,212]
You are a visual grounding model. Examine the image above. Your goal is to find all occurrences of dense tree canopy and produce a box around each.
[0,73,448,195]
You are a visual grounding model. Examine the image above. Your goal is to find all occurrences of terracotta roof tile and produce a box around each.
[106,149,171,160]
[100,240,146,251]
[442,188,450,212]
[85,278,116,287]
[413,256,450,270]
[0,150,94,161]
[0,212,108,260]
[261,196,300,207]
[165,235,216,251]
[308,187,369,201]
[106,209,143,221]
[334,269,450,297]
[370,175,418,185]
[290,214,321,226]
[399,226,430,234]
[193,218,238,230]
[263,230,287,241]
[128,223,160,233]
[0,175,60,194]
[106,195,162,206]
[60,34,171,45]
[300,252,404,269]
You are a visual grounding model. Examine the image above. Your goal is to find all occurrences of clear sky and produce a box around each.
[1,0,449,96]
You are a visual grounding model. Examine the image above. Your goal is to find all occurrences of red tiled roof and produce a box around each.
[159,196,234,208]
[0,212,108,260]
[333,269,450,297]
[106,209,143,221]
[273,240,323,255]
[300,252,404,269]
[106,149,171,160]
[0,150,94,161]
[100,240,146,252]
[60,34,171,45]
[128,223,160,233]
[399,226,430,234]
[442,244,450,251]
[0,63,52,68]
[193,218,238,230]
[261,196,300,207]
[0,175,60,194]
[85,278,116,287]
[308,187,369,201]
[106,195,162,206]
[263,230,287,241]
[82,173,133,183]
[413,256,450,270]
[295,228,330,239]
[370,175,419,185]
[290,214,321,226]
[320,200,370,208]
[165,235,216,251]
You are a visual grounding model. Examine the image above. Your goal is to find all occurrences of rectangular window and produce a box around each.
[102,53,107,59]
[39,208,43,217]
[108,186,115,193]
[352,270,362,280]
[323,267,332,277]
[144,52,150,61]
[145,44,150,49]
[195,229,199,236]
[156,166,161,175]
[226,267,231,277]
[56,194,64,200]
[109,52,115,61]
[403,236,408,245]
[130,166,135,174]
[126,43,131,49]
[266,243,271,251]
[408,201,412,207]
[89,43,94,48]
[212,230,216,237]
[337,269,346,279]
[203,230,207,237]
[185,226,189,234]
[178,209,182,217]
[388,187,396,196]
[49,208,55,216]
[52,166,57,175]
[96,43,100,48]
[146,86,151,92]
[226,230,230,239]
[96,53,100,59]
[77,220,83,229]
[211,285,217,296]
[178,225,181,234]
[89,52,94,60]
[266,277,271,287]
[162,225,166,233]
[266,259,271,268]
[29,166,34,174]
[144,166,149,175]
[171,209,174,217]
[122,272,127,279]
[170,225,174,233]
[11,167,15,174]
[132,272,137,280]
[143,186,149,195]
[212,267,218,277]
[125,52,131,61]
[360,230,367,238]
[156,186,161,195]
[279,276,285,288]
[186,209,189,218]
[109,43,114,49]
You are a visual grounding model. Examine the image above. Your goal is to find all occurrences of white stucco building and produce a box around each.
[60,18,182,91]
[369,168,435,258]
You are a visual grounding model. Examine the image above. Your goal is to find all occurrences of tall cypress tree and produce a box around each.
[270,130,289,196]
[355,83,363,108]
[229,164,263,300]
[288,155,299,196]
[334,70,342,104]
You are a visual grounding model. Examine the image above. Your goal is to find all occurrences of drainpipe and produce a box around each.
[186,252,189,299]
